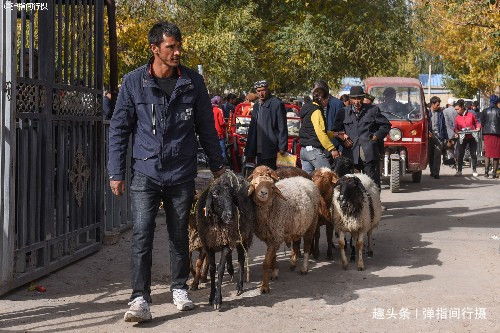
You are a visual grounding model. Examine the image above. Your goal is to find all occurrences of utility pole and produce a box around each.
[428,64,432,102]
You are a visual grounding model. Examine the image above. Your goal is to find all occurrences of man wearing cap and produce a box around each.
[245,80,288,169]
[333,86,390,188]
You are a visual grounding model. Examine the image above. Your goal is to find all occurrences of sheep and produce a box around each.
[331,156,355,177]
[331,173,382,270]
[189,191,235,291]
[248,174,320,293]
[195,170,255,309]
[310,168,339,260]
[275,166,312,180]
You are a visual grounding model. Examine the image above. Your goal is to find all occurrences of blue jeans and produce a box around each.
[219,139,227,160]
[129,172,195,303]
[300,147,331,173]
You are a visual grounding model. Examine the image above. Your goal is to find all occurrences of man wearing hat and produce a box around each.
[245,80,288,169]
[333,86,390,188]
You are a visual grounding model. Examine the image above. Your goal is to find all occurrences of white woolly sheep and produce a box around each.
[248,175,320,294]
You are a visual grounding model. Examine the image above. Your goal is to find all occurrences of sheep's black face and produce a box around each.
[208,185,234,224]
[336,177,364,215]
[332,156,355,177]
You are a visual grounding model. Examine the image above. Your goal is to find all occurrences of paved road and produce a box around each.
[0,166,498,332]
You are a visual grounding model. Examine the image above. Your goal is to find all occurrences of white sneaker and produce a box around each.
[472,171,478,177]
[172,289,195,311]
[124,296,152,322]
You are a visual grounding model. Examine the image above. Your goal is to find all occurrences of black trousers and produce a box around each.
[129,173,195,303]
[256,154,277,170]
[428,136,443,176]
[355,159,381,189]
[456,137,478,172]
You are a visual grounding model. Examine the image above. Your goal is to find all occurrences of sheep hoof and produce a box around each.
[289,265,296,271]
[236,289,244,296]
[367,250,373,258]
[260,286,270,294]
[327,252,334,260]
[342,263,348,270]
[200,277,208,283]
[189,284,199,291]
[299,270,308,275]
[349,256,355,263]
[357,266,365,271]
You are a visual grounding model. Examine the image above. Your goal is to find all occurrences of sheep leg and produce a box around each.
[201,252,209,282]
[326,222,334,260]
[313,226,321,260]
[208,250,216,306]
[290,240,300,271]
[349,235,356,262]
[213,246,230,310]
[356,233,365,271]
[190,250,205,290]
[338,230,349,270]
[271,251,279,280]
[226,251,235,281]
[367,230,374,257]
[301,224,316,274]
[189,251,195,277]
[236,244,246,295]
[261,245,277,294]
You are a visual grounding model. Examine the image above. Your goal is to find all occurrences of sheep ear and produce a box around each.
[246,174,254,181]
[331,173,340,185]
[270,170,280,182]
[273,185,286,200]
[247,184,255,196]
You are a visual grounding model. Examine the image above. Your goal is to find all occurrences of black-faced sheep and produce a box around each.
[248,174,320,293]
[310,168,339,260]
[331,173,381,270]
[195,171,255,309]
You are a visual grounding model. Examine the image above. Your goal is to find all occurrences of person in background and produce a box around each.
[240,92,257,116]
[312,80,344,132]
[340,94,350,107]
[299,83,341,173]
[221,93,237,119]
[245,80,288,169]
[428,96,448,179]
[103,89,117,120]
[453,99,481,177]
[211,96,227,162]
[470,101,481,124]
[363,94,375,106]
[480,95,500,178]
[442,101,457,141]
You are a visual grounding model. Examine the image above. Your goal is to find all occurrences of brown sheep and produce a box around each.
[310,168,339,260]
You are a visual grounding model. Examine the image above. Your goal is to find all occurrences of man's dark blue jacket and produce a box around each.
[107,62,224,185]
[326,95,344,131]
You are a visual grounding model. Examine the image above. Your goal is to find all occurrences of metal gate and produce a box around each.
[1,0,105,294]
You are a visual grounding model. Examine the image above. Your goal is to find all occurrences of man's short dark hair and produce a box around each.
[454,99,465,108]
[430,96,441,105]
[226,93,237,101]
[340,94,349,102]
[148,21,182,46]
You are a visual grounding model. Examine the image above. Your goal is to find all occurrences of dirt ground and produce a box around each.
[0,166,499,333]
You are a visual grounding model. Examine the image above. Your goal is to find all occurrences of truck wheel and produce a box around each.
[390,159,400,193]
[411,171,422,183]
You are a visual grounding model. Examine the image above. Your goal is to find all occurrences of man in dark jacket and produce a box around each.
[428,96,448,179]
[108,22,225,322]
[245,80,288,169]
[333,86,390,188]
[312,80,344,131]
